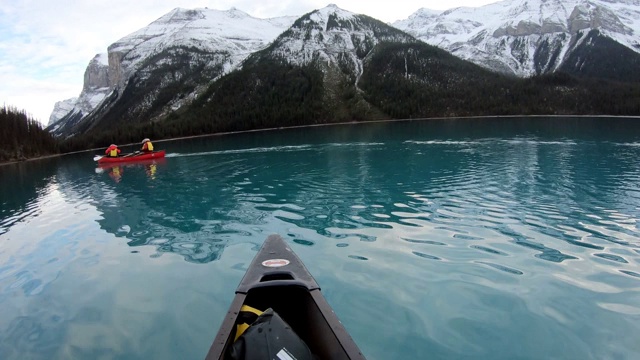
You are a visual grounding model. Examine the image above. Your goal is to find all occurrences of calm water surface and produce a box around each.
[1,117,639,359]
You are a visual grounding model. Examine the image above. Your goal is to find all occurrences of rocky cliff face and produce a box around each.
[48,1,640,137]
[393,0,640,77]
[48,98,77,126]
[195,5,418,125]
[48,54,112,128]
[48,7,295,137]
[83,54,110,91]
[261,4,414,94]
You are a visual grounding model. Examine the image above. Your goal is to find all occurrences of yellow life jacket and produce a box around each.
[146,142,154,151]
[109,148,119,157]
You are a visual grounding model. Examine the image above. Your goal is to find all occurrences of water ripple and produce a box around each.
[3,119,640,359]
[401,238,447,246]
[470,245,507,256]
[412,252,442,261]
[475,261,524,275]
[593,253,629,264]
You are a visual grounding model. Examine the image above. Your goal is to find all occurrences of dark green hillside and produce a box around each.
[171,58,328,132]
[560,30,640,83]
[63,41,640,154]
[361,41,640,118]
[360,41,510,118]
[77,46,230,135]
[0,106,59,162]
[164,10,417,132]
[56,16,640,154]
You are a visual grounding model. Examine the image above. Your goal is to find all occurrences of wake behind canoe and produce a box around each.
[206,234,365,360]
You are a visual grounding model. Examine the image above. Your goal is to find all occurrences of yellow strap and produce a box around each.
[234,323,250,341]
[240,305,263,316]
[234,305,265,341]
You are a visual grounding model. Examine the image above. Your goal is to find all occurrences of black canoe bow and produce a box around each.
[206,234,365,360]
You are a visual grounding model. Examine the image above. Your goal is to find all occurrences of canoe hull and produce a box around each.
[206,234,365,360]
[97,150,165,164]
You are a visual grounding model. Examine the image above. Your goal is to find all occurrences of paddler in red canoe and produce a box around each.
[141,138,154,153]
[105,144,121,157]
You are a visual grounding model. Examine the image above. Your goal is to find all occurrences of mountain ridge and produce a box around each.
[47,2,640,141]
[393,0,640,77]
[48,7,296,132]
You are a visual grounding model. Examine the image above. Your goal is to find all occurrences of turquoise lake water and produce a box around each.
[1,117,639,359]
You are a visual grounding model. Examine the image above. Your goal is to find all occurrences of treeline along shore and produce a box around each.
[4,68,640,164]
[0,106,59,163]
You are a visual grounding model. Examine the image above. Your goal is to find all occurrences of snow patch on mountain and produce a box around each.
[50,8,295,130]
[107,7,296,88]
[271,5,412,70]
[48,98,77,126]
[394,0,640,76]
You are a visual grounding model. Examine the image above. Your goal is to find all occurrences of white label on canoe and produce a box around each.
[276,348,296,360]
[262,258,290,268]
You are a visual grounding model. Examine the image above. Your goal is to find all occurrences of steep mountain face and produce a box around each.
[250,5,416,116]
[174,4,624,136]
[176,5,419,130]
[393,0,640,79]
[48,3,640,141]
[48,7,295,137]
[48,98,76,127]
[48,54,112,133]
[266,5,413,66]
[178,5,573,131]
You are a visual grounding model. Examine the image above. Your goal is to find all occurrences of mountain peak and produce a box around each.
[48,7,297,136]
[162,7,206,22]
[264,5,413,68]
[225,7,250,18]
[310,4,357,26]
[394,0,640,77]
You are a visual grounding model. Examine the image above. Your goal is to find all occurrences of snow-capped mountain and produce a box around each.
[256,4,414,90]
[48,98,76,126]
[48,54,111,132]
[106,7,296,90]
[49,7,295,137]
[266,5,412,66]
[181,5,420,129]
[182,5,515,128]
[48,3,640,139]
[393,0,640,77]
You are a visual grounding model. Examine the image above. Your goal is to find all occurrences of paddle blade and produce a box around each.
[93,155,103,161]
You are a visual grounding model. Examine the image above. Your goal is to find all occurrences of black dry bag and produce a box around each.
[228,308,313,360]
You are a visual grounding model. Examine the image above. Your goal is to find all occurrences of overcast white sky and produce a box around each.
[0,0,498,125]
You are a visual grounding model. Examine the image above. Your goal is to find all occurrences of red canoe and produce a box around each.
[97,150,166,164]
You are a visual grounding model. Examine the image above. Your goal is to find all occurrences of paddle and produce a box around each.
[123,151,141,158]
[93,155,104,161]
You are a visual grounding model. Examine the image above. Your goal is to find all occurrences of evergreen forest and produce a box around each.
[57,42,640,153]
[0,106,59,163]
[5,41,640,161]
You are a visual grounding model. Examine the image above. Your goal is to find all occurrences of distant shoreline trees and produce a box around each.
[0,105,59,163]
